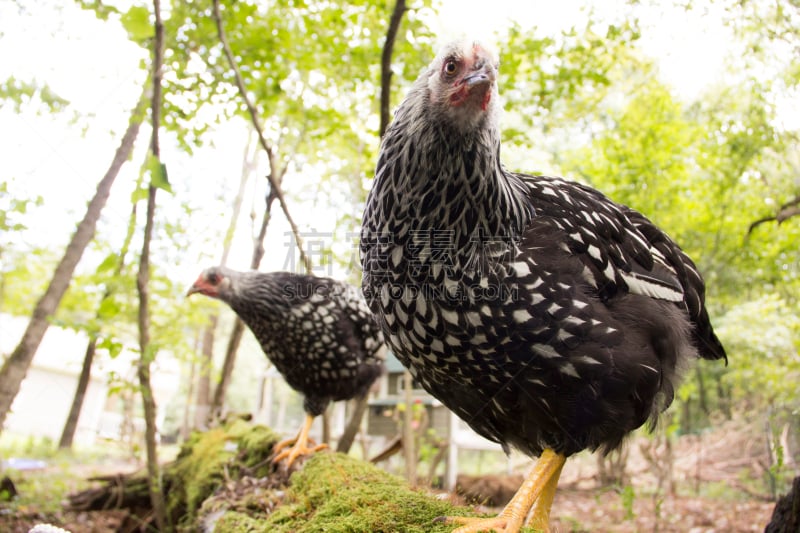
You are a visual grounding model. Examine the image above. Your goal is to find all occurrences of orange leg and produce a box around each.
[443,448,566,533]
[272,413,328,467]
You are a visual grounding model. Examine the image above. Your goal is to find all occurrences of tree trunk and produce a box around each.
[195,135,256,427]
[58,336,98,449]
[181,348,197,441]
[210,318,247,421]
[58,138,147,450]
[0,86,147,431]
[403,370,416,486]
[695,365,709,416]
[194,314,217,428]
[336,395,370,454]
[137,183,167,532]
[211,0,312,274]
[135,1,168,529]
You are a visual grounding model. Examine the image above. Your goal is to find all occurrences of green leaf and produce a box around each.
[121,5,153,42]
[97,297,121,319]
[131,186,149,203]
[98,336,124,359]
[96,253,120,274]
[146,152,172,194]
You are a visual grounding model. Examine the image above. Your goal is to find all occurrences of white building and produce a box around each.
[0,313,181,446]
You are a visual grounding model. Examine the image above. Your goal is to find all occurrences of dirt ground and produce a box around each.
[549,488,775,532]
[0,488,777,532]
[0,417,791,532]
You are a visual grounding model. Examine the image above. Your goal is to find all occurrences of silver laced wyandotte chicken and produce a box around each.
[360,40,726,532]
[188,267,385,467]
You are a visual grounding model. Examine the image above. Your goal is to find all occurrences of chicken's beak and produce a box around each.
[458,70,494,111]
[186,275,205,297]
[464,71,492,90]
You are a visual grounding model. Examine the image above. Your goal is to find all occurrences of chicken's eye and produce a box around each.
[443,60,458,76]
[208,272,219,284]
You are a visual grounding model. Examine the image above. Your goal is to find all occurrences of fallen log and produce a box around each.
[67,419,485,532]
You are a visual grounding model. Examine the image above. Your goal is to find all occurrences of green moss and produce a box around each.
[229,420,281,476]
[168,419,279,528]
[214,510,272,532]
[262,452,477,532]
[70,420,546,532]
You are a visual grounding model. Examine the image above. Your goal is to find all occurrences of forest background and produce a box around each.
[0,0,798,530]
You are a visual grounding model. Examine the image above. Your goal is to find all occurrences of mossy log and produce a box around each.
[67,419,529,532]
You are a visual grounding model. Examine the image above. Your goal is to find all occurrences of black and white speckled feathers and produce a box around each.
[189,267,385,417]
[361,40,725,457]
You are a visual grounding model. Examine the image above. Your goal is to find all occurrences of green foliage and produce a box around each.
[120,5,153,42]
[721,0,800,88]
[620,484,636,521]
[0,76,70,114]
[563,72,699,219]
[501,19,642,167]
[715,295,800,408]
[0,181,47,313]
[0,180,43,236]
[0,249,57,316]
[157,0,434,155]
[262,452,475,533]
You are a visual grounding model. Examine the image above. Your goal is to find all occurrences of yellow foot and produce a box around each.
[272,438,328,467]
[440,448,566,533]
[272,412,327,467]
[272,435,299,454]
[437,513,519,533]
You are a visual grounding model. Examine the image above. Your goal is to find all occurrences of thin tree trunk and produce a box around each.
[380,0,407,138]
[136,184,167,531]
[322,409,331,445]
[135,0,168,529]
[210,318,246,421]
[181,343,197,441]
[195,135,256,428]
[120,382,136,456]
[403,371,416,486]
[194,314,217,428]
[0,87,147,431]
[336,395,370,454]
[57,336,97,449]
[58,89,149,448]
[695,365,709,415]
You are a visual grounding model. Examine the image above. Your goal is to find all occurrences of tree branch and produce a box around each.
[747,193,800,236]
[380,0,407,138]
[211,0,312,274]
